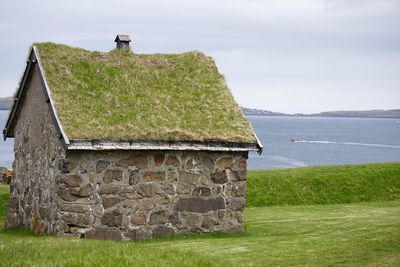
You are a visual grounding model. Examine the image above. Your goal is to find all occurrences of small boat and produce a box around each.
[291,138,300,142]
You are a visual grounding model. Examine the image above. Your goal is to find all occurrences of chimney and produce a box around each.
[114,35,131,51]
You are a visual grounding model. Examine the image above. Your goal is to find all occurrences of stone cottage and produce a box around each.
[3,35,262,240]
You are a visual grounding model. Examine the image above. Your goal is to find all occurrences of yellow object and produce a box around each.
[3,170,13,184]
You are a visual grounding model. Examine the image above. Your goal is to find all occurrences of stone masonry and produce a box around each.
[57,151,247,240]
[5,63,249,241]
[5,65,66,234]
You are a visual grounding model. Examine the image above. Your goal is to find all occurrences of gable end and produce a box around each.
[3,47,70,147]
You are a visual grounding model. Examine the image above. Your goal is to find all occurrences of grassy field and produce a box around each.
[247,162,400,207]
[1,162,400,266]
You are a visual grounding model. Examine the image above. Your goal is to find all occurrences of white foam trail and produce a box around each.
[296,140,400,149]
[268,155,308,167]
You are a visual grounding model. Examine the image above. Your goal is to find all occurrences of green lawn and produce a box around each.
[247,162,400,207]
[1,163,400,266]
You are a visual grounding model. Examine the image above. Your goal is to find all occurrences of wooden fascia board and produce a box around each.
[3,48,35,140]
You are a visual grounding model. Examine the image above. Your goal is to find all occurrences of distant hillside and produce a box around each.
[311,109,400,118]
[0,97,12,110]
[242,107,400,118]
[242,107,288,116]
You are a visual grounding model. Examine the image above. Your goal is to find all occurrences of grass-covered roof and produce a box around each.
[34,43,257,143]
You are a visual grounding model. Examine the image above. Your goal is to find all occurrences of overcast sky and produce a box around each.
[0,0,399,113]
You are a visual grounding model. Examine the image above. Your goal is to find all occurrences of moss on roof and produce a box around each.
[34,42,257,143]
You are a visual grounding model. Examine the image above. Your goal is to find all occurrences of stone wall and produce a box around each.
[5,65,66,234]
[58,150,247,240]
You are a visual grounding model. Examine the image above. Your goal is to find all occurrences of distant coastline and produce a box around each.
[242,107,400,119]
[1,97,399,118]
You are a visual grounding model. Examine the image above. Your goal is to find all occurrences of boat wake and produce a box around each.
[296,140,400,149]
[268,155,308,167]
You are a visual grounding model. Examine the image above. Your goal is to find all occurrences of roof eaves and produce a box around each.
[254,132,264,155]
[114,35,131,42]
[67,139,260,153]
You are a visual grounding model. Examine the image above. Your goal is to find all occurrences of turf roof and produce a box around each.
[34,42,257,143]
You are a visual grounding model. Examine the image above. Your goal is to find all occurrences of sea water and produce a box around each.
[0,110,399,170]
[0,110,13,168]
[248,116,400,169]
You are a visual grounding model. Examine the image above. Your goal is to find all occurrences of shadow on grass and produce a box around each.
[142,228,250,244]
[0,226,37,237]
[0,223,250,244]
